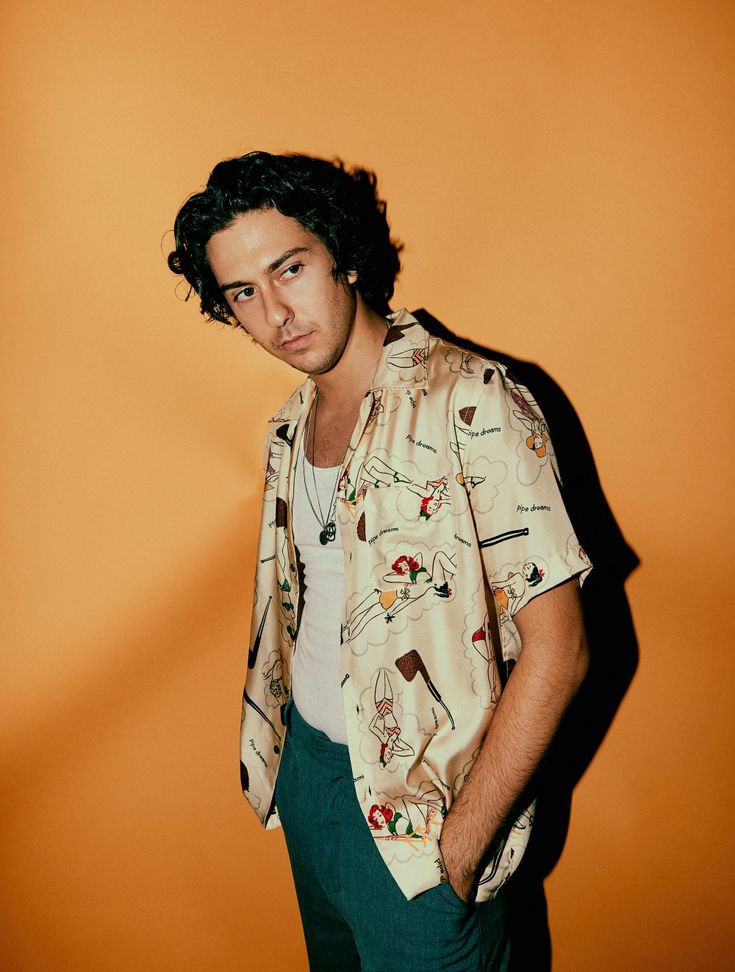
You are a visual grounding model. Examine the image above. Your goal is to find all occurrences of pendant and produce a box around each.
[319,521,337,545]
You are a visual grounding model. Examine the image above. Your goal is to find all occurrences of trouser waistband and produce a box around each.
[284,699,352,769]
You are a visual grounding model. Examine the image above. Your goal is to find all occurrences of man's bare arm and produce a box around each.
[439,577,589,901]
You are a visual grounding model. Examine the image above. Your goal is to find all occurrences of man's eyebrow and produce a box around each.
[219,247,311,292]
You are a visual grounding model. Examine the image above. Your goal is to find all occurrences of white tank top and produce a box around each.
[291,443,348,743]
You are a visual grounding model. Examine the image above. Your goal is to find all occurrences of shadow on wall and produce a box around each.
[412,309,640,972]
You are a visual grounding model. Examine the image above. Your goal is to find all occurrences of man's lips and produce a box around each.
[280,331,313,352]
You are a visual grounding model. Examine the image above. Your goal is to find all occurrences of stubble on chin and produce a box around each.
[306,345,346,377]
[289,324,351,378]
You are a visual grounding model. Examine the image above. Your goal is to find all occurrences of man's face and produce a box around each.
[206,207,358,375]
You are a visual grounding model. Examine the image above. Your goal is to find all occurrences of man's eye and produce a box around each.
[234,287,255,302]
[283,263,302,278]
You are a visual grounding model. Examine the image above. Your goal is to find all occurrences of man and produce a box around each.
[169,152,591,971]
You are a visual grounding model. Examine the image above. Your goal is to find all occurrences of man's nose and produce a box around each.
[263,289,293,328]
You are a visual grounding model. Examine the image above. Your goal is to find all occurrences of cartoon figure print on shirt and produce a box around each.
[506,385,551,485]
[342,549,456,645]
[369,668,415,765]
[465,615,501,711]
[342,454,452,523]
[363,666,449,859]
[492,559,547,622]
[511,387,549,457]
[366,785,446,848]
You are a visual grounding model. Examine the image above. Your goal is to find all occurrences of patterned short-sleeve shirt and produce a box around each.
[241,309,591,901]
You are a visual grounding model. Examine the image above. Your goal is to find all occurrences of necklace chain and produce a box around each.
[302,390,341,545]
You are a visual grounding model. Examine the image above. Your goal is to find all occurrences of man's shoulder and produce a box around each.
[384,309,509,398]
[425,329,511,401]
[428,330,504,374]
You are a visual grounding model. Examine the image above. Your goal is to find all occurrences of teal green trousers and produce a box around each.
[274,702,510,972]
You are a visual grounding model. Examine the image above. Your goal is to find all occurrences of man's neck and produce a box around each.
[311,300,389,411]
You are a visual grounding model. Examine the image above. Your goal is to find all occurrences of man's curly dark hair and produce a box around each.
[168,151,402,326]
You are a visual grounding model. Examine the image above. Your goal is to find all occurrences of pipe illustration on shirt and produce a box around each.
[369,669,415,765]
[343,550,456,643]
[492,561,545,619]
[242,690,282,749]
[273,496,297,639]
[395,649,455,730]
[247,596,272,669]
[274,422,294,449]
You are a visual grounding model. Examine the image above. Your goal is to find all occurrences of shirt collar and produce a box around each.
[269,308,429,422]
[370,308,429,391]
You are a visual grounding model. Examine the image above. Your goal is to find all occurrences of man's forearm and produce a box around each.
[439,579,589,900]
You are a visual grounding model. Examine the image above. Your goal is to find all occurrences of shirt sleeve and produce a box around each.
[460,364,592,654]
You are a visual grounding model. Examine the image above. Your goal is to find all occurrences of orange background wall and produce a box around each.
[2,2,733,969]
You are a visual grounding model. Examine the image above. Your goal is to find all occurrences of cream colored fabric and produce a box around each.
[241,309,591,901]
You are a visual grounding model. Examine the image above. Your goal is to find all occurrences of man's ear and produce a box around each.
[346,269,358,285]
